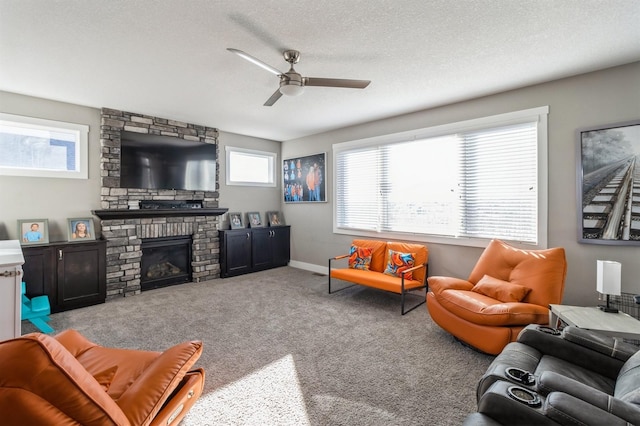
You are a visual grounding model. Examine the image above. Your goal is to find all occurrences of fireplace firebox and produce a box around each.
[141,236,192,291]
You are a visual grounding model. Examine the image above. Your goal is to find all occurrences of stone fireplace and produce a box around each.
[95,108,226,299]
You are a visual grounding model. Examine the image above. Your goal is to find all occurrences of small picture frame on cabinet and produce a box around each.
[18,219,49,245]
[229,212,244,229]
[67,217,96,242]
[267,211,284,226]
[247,212,263,228]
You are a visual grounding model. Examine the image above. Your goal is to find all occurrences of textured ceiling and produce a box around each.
[1,0,639,141]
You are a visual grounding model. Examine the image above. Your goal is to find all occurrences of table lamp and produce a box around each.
[597,260,621,313]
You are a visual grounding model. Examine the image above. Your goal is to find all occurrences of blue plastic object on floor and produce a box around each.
[21,282,54,334]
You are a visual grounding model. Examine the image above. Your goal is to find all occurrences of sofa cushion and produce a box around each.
[352,239,388,272]
[471,275,531,303]
[433,288,549,326]
[348,245,373,270]
[383,249,415,280]
[386,242,428,282]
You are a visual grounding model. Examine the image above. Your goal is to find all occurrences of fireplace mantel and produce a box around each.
[92,208,228,220]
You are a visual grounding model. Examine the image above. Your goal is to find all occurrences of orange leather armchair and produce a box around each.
[0,329,204,425]
[426,239,567,355]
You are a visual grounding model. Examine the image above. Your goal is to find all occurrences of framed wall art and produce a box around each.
[18,219,49,245]
[283,152,326,203]
[578,119,640,245]
[67,217,96,241]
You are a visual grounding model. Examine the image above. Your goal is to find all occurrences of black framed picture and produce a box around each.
[578,119,640,245]
[283,152,326,203]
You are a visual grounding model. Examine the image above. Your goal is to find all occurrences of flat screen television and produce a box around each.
[120,131,216,191]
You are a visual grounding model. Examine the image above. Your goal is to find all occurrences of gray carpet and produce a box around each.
[22,267,493,425]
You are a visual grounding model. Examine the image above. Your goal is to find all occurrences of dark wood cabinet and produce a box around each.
[220,226,290,278]
[22,240,106,313]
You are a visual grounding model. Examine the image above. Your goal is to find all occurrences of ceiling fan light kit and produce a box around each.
[228,48,370,106]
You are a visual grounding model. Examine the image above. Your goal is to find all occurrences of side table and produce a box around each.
[549,304,640,340]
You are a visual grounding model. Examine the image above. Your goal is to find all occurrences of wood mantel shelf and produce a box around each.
[92,208,228,220]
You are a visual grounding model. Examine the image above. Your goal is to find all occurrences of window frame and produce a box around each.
[0,112,89,179]
[332,106,549,249]
[225,146,277,187]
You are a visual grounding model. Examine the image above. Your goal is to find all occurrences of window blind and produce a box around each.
[334,112,543,245]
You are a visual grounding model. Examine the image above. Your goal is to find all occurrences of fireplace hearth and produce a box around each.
[141,236,192,291]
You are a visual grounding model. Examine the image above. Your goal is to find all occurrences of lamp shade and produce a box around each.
[596,260,621,296]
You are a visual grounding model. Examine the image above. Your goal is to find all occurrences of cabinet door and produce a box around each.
[271,227,291,267]
[251,228,272,270]
[21,246,56,304]
[56,242,106,312]
[222,230,252,277]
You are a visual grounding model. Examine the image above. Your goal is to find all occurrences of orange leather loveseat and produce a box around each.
[427,239,567,355]
[329,239,429,314]
[0,329,205,425]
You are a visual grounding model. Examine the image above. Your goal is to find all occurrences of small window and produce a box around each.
[0,113,89,179]
[225,146,277,187]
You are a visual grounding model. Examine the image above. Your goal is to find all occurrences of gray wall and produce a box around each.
[282,61,640,307]
[0,92,281,242]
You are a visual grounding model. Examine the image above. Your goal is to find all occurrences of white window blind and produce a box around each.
[334,107,548,247]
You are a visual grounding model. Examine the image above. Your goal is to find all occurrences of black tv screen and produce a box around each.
[120,131,216,191]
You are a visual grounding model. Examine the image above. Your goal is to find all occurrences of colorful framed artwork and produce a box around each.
[67,217,96,241]
[283,152,326,203]
[18,219,49,245]
[577,119,640,245]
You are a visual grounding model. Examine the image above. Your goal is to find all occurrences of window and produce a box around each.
[0,113,89,179]
[225,146,277,187]
[334,107,549,248]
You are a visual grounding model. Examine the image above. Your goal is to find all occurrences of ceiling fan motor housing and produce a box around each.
[279,72,304,96]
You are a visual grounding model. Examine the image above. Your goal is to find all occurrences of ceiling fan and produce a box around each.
[227,48,371,106]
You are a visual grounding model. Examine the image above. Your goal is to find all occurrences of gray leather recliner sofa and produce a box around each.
[464,324,640,425]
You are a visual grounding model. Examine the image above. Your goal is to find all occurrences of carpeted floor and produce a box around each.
[22,266,493,425]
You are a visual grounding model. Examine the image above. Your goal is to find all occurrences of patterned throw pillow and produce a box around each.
[383,250,415,280]
[348,245,373,270]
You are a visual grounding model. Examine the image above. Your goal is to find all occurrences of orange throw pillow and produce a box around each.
[383,250,415,280]
[348,245,373,270]
[471,274,530,303]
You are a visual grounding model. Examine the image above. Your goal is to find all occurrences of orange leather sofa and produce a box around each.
[0,329,204,425]
[329,239,429,314]
[427,239,567,355]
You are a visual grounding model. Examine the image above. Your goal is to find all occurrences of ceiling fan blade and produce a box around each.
[264,89,283,106]
[304,77,371,89]
[227,48,283,76]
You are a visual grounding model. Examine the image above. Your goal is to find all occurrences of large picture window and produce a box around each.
[0,113,89,179]
[333,107,549,248]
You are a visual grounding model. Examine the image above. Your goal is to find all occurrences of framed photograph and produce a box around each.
[67,217,96,241]
[267,211,284,226]
[578,119,640,245]
[247,212,264,228]
[229,212,244,229]
[283,152,326,203]
[18,219,49,245]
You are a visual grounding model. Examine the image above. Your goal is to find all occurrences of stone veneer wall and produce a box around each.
[99,108,221,299]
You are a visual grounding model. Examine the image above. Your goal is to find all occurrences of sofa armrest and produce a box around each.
[545,391,640,425]
[517,325,626,379]
[427,276,474,294]
[115,340,203,426]
[330,254,349,261]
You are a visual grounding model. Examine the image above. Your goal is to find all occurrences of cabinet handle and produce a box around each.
[246,233,250,239]
[58,249,63,261]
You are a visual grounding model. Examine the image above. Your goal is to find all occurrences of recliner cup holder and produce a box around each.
[507,386,541,407]
[506,367,536,386]
[537,326,561,335]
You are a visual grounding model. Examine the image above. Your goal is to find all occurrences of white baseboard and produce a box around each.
[288,260,327,275]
